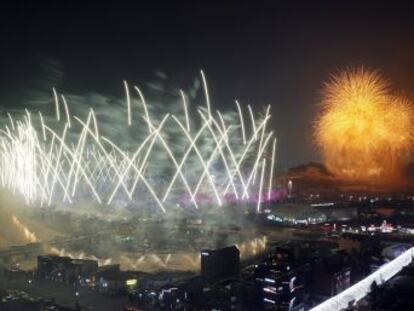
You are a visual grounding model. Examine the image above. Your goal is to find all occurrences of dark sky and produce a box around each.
[1,1,414,169]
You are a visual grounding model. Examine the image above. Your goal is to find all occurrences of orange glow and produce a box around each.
[315,68,413,180]
[12,216,37,243]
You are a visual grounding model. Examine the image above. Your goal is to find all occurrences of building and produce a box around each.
[201,245,240,282]
[37,255,71,279]
[255,263,304,311]
[37,255,98,284]
[92,264,124,292]
[91,264,149,296]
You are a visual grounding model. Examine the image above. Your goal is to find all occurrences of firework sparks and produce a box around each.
[12,216,37,243]
[315,68,414,180]
[0,74,278,211]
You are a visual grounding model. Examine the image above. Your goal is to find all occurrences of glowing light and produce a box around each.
[61,95,71,128]
[134,86,152,133]
[248,104,257,140]
[235,100,246,145]
[0,75,277,211]
[200,70,211,120]
[126,279,137,286]
[180,89,190,132]
[315,68,414,180]
[267,138,276,200]
[257,158,266,213]
[12,216,37,243]
[52,88,60,121]
[124,80,132,126]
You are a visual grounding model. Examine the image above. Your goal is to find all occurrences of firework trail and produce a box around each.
[0,72,278,212]
[12,216,37,243]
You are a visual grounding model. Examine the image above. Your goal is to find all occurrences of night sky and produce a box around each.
[1,1,414,169]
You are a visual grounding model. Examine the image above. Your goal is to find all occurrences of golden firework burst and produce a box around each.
[315,68,414,180]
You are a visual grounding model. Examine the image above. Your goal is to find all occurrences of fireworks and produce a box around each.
[0,72,277,212]
[49,236,267,271]
[315,68,414,180]
[12,216,37,243]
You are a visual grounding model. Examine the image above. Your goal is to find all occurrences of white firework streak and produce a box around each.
[0,77,277,212]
